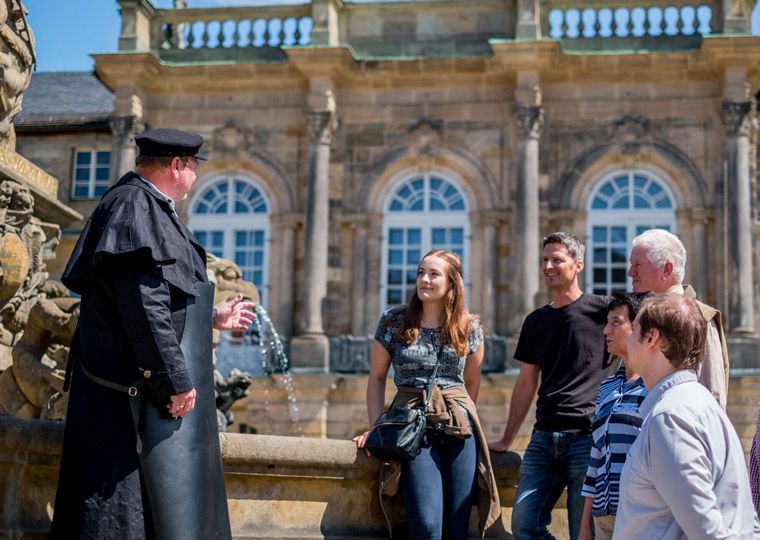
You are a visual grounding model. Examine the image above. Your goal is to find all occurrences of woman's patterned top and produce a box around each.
[374,305,484,389]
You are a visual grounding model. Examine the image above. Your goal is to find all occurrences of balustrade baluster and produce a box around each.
[187,21,195,48]
[276,19,285,47]
[659,9,668,35]
[232,19,241,47]
[263,19,272,46]
[625,10,634,37]
[248,18,256,47]
[692,8,700,34]
[593,10,601,37]
[294,17,303,45]
[560,10,568,38]
[201,21,210,48]
[217,20,225,48]
[643,8,651,35]
[676,7,685,35]
[610,10,618,35]
[577,13,585,39]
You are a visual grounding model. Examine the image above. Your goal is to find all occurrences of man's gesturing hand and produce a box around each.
[213,294,256,331]
[167,388,197,418]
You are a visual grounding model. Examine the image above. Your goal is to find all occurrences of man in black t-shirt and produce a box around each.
[489,232,612,540]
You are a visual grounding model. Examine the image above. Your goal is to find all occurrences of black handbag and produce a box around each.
[364,341,442,461]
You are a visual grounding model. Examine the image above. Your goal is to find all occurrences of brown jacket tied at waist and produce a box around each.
[376,384,501,538]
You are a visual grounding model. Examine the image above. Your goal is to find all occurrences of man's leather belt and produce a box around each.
[79,363,140,397]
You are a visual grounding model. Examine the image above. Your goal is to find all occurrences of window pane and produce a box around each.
[633,195,649,209]
[95,167,109,181]
[388,269,402,285]
[406,249,420,264]
[387,289,402,305]
[76,152,91,165]
[94,185,108,197]
[593,268,606,282]
[593,227,607,243]
[611,247,627,263]
[389,249,402,264]
[611,268,627,283]
[96,151,111,165]
[593,248,606,263]
[450,228,463,244]
[432,229,446,244]
[407,229,421,244]
[406,269,417,284]
[610,227,626,243]
[74,186,89,198]
[389,229,403,244]
[75,169,90,181]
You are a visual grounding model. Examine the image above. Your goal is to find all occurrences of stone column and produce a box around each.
[110,115,143,179]
[720,100,756,333]
[350,221,368,336]
[513,104,543,319]
[271,214,297,338]
[480,216,498,329]
[290,103,338,370]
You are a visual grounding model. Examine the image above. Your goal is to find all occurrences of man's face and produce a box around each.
[604,305,633,358]
[174,156,198,200]
[628,245,666,293]
[625,315,647,375]
[542,243,582,291]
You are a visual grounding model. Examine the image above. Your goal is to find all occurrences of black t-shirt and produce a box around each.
[515,293,612,433]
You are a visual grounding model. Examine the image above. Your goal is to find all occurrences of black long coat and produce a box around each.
[51,172,208,539]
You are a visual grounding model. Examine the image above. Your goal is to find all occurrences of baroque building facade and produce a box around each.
[14,0,760,383]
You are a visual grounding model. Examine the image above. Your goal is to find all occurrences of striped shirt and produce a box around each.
[582,365,648,517]
[751,411,760,517]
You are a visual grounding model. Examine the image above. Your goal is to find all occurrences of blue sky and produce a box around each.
[25,0,760,72]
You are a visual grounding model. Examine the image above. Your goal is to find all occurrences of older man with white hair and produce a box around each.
[627,228,728,409]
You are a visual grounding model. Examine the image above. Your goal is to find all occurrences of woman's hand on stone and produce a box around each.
[352,430,372,457]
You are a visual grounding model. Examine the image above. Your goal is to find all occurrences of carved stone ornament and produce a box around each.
[307,90,338,146]
[0,0,35,151]
[213,122,247,154]
[407,118,443,157]
[513,105,543,140]
[720,100,756,138]
[110,115,145,146]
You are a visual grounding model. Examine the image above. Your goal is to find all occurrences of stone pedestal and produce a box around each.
[289,333,331,371]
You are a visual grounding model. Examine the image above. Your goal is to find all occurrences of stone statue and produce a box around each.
[0,0,35,150]
[207,253,260,431]
[0,280,78,419]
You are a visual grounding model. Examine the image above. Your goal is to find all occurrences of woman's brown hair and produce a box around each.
[394,249,482,357]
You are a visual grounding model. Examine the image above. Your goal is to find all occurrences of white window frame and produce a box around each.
[188,175,271,306]
[71,148,111,200]
[585,169,677,294]
[380,172,471,313]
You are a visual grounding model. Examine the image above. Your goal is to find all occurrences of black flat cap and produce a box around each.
[135,128,206,160]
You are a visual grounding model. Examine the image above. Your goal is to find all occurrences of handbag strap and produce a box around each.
[421,335,445,410]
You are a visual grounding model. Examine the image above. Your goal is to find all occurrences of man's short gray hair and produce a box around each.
[631,229,686,282]
[543,232,585,262]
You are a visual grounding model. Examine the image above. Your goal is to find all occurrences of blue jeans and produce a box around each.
[401,429,477,540]
[511,429,592,540]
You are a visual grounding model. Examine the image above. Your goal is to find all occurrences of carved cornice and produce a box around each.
[513,105,543,140]
[720,100,756,138]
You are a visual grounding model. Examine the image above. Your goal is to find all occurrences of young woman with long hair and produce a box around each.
[353,250,499,539]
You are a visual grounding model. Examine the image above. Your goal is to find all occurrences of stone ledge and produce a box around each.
[0,416,523,538]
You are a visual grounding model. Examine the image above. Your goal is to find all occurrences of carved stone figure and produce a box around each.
[0,280,78,419]
[0,0,35,150]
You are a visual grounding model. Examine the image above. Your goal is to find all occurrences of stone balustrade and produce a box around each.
[0,416,527,539]
[152,5,313,51]
[116,0,745,62]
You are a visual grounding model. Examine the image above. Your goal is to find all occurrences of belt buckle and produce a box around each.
[128,387,139,397]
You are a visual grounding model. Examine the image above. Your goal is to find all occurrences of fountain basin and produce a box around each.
[0,415,525,539]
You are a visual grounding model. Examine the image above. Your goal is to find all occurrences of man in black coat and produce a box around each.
[51,128,255,539]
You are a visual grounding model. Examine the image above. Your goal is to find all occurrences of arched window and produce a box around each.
[586,170,677,295]
[188,176,271,305]
[381,173,470,311]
